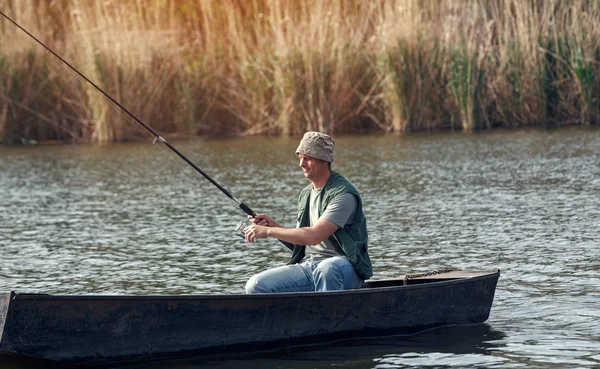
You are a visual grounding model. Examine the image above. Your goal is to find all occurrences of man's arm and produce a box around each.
[247,218,339,246]
[246,193,356,245]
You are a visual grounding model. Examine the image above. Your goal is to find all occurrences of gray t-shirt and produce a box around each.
[303,189,357,260]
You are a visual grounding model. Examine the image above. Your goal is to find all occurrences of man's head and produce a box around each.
[295,131,334,184]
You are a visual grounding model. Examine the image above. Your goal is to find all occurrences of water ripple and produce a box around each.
[1,128,599,368]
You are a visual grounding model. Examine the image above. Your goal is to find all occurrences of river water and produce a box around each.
[1,128,599,369]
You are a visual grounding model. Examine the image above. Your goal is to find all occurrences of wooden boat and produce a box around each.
[0,269,499,365]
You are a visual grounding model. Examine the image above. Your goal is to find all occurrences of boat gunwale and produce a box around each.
[5,269,500,301]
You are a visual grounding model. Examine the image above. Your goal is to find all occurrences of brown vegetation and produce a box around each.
[0,0,599,143]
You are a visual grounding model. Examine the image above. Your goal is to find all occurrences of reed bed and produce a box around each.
[1,0,599,143]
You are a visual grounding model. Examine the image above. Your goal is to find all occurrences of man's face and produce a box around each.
[298,154,328,180]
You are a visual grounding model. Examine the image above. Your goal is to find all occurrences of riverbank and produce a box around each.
[1,0,600,143]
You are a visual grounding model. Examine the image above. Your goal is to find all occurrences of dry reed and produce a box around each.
[0,0,599,143]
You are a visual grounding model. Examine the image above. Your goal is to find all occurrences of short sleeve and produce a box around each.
[320,192,357,228]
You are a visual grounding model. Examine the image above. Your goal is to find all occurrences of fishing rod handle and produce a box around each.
[239,203,257,218]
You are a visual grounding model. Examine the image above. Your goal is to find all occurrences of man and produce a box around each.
[244,131,372,293]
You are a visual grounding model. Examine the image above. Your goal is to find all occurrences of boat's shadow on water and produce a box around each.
[0,325,505,369]
[0,354,80,369]
[0,324,505,369]
[116,324,506,369]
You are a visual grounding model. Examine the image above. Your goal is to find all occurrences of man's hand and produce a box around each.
[245,224,268,243]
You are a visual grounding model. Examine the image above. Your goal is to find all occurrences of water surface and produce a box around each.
[1,127,599,368]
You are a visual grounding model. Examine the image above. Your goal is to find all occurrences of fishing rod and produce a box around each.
[0,10,292,246]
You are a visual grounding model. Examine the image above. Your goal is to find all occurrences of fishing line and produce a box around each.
[0,10,293,247]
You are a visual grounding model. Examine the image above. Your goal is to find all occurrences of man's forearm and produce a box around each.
[249,218,338,245]
[265,226,318,246]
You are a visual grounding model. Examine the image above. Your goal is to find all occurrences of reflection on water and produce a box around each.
[1,127,599,368]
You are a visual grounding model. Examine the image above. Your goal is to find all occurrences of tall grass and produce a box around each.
[1,0,600,143]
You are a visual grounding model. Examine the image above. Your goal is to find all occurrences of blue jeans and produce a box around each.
[245,256,364,293]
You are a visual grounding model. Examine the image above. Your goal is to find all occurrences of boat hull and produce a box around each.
[0,270,499,365]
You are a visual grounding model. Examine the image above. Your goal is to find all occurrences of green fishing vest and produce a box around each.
[287,171,373,280]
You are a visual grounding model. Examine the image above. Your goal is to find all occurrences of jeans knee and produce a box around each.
[313,257,363,291]
[245,275,265,294]
[312,260,343,291]
[246,273,281,294]
[313,262,341,280]
[314,257,346,276]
